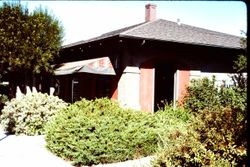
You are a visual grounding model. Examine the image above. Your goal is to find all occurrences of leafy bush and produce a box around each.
[153,128,219,167]
[0,94,8,113]
[153,105,192,145]
[0,92,67,135]
[153,107,247,166]
[183,76,220,112]
[152,107,210,167]
[183,76,247,113]
[219,85,247,112]
[46,98,169,166]
[153,76,247,167]
[156,104,191,123]
[193,107,247,166]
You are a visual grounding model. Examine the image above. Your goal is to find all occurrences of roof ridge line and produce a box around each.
[159,18,241,38]
[120,19,159,36]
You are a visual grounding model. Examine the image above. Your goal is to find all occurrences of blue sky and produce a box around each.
[3,1,247,45]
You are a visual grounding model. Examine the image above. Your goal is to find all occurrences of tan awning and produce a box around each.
[54,57,116,75]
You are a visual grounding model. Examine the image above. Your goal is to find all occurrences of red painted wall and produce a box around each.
[140,63,154,113]
[178,70,190,103]
[111,82,118,100]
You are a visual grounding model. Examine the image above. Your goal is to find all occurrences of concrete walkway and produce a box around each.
[0,131,73,167]
[0,128,153,167]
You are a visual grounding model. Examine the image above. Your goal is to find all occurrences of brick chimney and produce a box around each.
[145,4,157,22]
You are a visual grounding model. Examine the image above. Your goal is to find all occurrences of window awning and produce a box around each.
[54,57,116,76]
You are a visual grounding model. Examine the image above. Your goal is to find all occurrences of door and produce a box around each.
[154,64,175,110]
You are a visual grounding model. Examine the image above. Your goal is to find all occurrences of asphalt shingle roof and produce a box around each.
[63,19,242,49]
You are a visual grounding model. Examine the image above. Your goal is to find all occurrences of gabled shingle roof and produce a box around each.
[62,22,145,48]
[63,19,242,49]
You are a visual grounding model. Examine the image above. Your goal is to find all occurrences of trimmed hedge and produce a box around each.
[0,92,67,135]
[45,98,192,166]
[46,98,163,166]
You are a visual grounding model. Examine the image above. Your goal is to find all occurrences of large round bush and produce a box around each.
[0,92,67,135]
[45,98,159,166]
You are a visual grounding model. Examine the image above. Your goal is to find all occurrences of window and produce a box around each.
[96,75,113,98]
[72,77,80,102]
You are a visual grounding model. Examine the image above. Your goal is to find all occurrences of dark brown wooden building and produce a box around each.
[54,4,243,112]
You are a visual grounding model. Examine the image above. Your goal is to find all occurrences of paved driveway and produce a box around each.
[0,132,73,167]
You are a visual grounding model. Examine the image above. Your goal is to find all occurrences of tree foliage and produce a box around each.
[0,2,63,74]
[231,36,247,90]
[233,55,247,72]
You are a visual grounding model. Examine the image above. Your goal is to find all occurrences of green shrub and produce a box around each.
[153,128,216,167]
[153,105,192,146]
[219,85,247,112]
[156,104,191,122]
[45,98,162,166]
[183,76,247,113]
[153,127,238,167]
[153,75,247,167]
[183,76,221,112]
[0,92,67,135]
[193,107,247,166]
[153,107,246,167]
[152,107,208,167]
[0,94,8,113]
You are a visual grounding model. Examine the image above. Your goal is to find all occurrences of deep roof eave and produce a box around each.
[119,34,242,50]
[61,32,242,50]
[61,35,120,49]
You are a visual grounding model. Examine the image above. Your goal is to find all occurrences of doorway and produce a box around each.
[154,64,176,110]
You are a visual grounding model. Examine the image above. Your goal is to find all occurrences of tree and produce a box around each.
[231,36,247,89]
[0,2,63,96]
